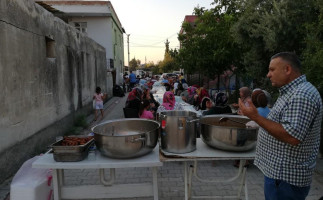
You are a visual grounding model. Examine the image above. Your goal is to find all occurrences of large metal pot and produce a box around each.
[200,115,258,151]
[159,110,198,154]
[91,119,160,158]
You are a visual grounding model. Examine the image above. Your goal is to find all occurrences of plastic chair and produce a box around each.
[123,108,139,118]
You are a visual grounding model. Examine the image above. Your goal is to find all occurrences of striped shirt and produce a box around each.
[254,75,322,187]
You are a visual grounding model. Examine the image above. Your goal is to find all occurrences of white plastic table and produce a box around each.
[32,146,162,200]
[160,139,256,200]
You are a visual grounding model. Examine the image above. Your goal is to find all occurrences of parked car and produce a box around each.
[161,73,178,79]
[173,71,181,75]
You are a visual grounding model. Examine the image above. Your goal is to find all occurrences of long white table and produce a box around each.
[153,93,202,116]
[32,146,162,200]
[160,139,256,200]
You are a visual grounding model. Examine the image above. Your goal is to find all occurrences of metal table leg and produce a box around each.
[152,167,159,200]
[184,162,188,200]
[52,169,61,200]
[187,159,249,199]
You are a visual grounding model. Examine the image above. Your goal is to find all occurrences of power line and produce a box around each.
[147,33,178,46]
[125,38,179,47]
[129,45,180,48]
[124,33,178,46]
[127,33,178,39]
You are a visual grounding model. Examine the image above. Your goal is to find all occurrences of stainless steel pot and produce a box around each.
[91,119,160,158]
[159,110,198,154]
[200,115,258,151]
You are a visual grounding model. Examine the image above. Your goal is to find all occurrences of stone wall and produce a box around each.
[0,0,107,182]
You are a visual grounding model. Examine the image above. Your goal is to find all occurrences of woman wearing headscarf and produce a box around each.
[142,86,160,115]
[197,87,210,107]
[202,92,232,115]
[157,91,183,113]
[125,87,143,113]
[186,86,198,106]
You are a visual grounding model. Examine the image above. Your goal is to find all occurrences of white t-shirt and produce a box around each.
[94,93,103,103]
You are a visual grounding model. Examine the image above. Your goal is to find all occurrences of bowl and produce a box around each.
[200,115,258,151]
[91,119,160,158]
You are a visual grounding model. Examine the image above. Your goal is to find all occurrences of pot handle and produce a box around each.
[157,112,165,119]
[132,137,145,142]
[131,135,146,143]
[186,118,200,123]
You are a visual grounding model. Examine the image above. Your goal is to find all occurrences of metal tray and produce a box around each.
[52,136,94,154]
[53,150,89,162]
[52,136,94,162]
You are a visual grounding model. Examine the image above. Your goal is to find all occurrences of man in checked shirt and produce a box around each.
[239,52,322,200]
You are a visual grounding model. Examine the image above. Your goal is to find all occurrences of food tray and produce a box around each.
[53,150,89,162]
[52,136,94,154]
[52,136,94,162]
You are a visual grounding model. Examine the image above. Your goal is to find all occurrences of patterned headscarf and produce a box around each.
[215,92,228,106]
[187,87,197,98]
[126,88,143,107]
[198,88,209,105]
[162,91,176,110]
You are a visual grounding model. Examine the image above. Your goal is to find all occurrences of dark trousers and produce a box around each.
[264,176,310,200]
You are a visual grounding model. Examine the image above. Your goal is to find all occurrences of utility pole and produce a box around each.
[127,34,130,67]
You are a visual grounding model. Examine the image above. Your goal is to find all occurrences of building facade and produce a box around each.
[0,0,108,182]
[38,0,125,87]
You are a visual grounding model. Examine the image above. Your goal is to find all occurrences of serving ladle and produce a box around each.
[218,117,246,126]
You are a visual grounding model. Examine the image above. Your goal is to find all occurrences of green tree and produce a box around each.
[302,0,323,156]
[177,4,243,81]
[169,48,179,59]
[232,0,317,89]
[129,58,141,71]
[160,52,177,73]
[302,0,323,95]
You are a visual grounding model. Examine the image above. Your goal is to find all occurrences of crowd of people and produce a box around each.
[123,72,240,119]
[123,70,277,122]
[110,52,323,200]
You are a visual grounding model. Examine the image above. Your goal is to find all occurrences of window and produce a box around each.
[110,59,114,68]
[45,36,55,58]
[74,22,87,34]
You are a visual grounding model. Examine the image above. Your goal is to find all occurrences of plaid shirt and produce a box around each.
[254,75,322,187]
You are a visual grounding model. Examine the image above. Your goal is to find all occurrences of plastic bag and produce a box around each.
[93,99,96,109]
[246,121,259,128]
[10,156,53,200]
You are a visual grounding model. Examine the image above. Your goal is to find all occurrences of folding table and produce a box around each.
[32,146,162,200]
[160,139,256,200]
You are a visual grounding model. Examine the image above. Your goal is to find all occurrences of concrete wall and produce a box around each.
[0,0,107,182]
[68,16,124,86]
[68,17,114,92]
[51,1,125,86]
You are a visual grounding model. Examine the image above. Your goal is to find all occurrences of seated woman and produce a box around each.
[125,87,143,113]
[142,87,160,114]
[186,86,198,107]
[232,87,252,115]
[202,92,232,115]
[200,97,214,111]
[251,89,270,118]
[139,99,154,119]
[157,91,183,113]
[197,87,210,109]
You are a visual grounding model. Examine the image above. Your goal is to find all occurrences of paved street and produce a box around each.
[1,93,323,200]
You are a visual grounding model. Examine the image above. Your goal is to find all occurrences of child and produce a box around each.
[93,87,107,121]
[139,99,154,119]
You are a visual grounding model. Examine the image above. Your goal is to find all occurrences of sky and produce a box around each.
[110,0,216,65]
